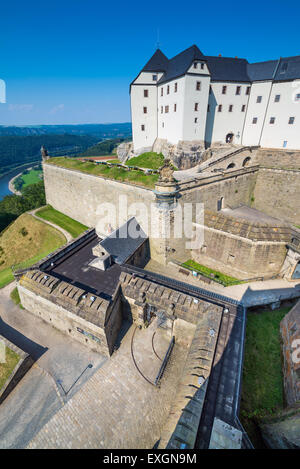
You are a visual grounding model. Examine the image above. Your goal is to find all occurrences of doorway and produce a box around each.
[226,133,234,143]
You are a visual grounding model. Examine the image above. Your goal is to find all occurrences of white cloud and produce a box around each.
[49,104,65,114]
[8,104,34,112]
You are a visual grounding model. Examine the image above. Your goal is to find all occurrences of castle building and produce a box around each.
[130,45,300,153]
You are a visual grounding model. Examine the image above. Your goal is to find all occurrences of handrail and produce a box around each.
[154,336,175,386]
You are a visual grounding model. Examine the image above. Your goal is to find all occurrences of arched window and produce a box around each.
[227,162,235,169]
[242,156,251,167]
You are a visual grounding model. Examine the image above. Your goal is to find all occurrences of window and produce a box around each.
[246,86,251,95]
[165,105,169,113]
[207,104,210,112]
[161,88,163,96]
[196,81,201,91]
[167,85,170,94]
[289,116,295,124]
[194,117,198,123]
[280,63,288,73]
[295,93,300,102]
[241,104,246,112]
[274,94,281,102]
[222,85,227,94]
[201,63,204,70]
[218,104,222,112]
[152,75,157,81]
[269,117,275,124]
[162,122,164,128]
[161,106,163,113]
[256,96,262,103]
[141,125,145,131]
[144,89,148,98]
[174,103,177,112]
[143,107,147,114]
[252,117,257,124]
[194,103,199,111]
[193,62,197,69]
[174,82,177,92]
[229,104,233,112]
[236,86,241,95]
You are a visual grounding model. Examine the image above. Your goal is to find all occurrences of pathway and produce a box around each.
[28,206,73,242]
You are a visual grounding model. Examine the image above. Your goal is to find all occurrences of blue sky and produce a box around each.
[0,0,299,125]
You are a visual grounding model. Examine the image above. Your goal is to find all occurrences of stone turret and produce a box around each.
[41,145,49,162]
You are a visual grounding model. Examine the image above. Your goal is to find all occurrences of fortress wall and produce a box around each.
[192,227,287,279]
[179,168,258,212]
[252,168,300,225]
[256,148,300,169]
[43,163,156,235]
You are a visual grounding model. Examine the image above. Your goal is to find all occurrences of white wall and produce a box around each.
[157,76,186,143]
[182,74,211,142]
[205,82,250,145]
[242,81,272,146]
[260,81,300,149]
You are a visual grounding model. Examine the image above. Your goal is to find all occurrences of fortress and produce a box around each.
[13,46,300,449]
[130,45,300,161]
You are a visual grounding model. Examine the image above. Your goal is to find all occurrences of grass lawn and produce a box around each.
[126,152,164,170]
[0,347,20,391]
[10,287,23,308]
[181,259,241,286]
[0,213,66,288]
[21,169,43,188]
[240,306,291,446]
[47,157,159,188]
[36,205,88,238]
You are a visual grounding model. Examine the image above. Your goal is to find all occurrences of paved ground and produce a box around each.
[221,206,286,225]
[145,259,300,307]
[0,282,107,448]
[27,322,187,449]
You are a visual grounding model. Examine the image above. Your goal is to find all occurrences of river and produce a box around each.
[0,162,40,201]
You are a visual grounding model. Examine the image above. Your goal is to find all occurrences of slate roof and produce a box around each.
[157,45,206,84]
[100,217,148,265]
[135,45,300,84]
[205,56,250,82]
[141,49,169,73]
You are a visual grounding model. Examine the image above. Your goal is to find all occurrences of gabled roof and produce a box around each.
[134,46,300,85]
[247,60,278,81]
[206,56,250,82]
[100,217,147,265]
[158,45,205,84]
[141,49,169,73]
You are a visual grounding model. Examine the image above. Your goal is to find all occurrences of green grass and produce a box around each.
[47,157,159,188]
[0,347,20,391]
[10,287,23,308]
[36,205,88,238]
[126,152,164,170]
[21,169,43,188]
[240,306,291,446]
[181,259,242,286]
[0,213,66,289]
[0,268,14,288]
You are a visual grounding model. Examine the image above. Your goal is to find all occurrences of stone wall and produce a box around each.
[252,168,300,225]
[256,148,300,169]
[280,300,300,406]
[18,270,122,356]
[193,227,287,279]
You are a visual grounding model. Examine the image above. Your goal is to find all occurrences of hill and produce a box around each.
[0,212,66,287]
[77,138,129,157]
[0,134,97,175]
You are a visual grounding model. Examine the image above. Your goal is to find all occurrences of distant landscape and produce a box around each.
[0,123,132,176]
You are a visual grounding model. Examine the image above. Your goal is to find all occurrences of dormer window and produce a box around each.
[280,63,288,73]
[193,62,197,69]
[152,74,157,81]
[174,82,177,92]
[201,63,204,70]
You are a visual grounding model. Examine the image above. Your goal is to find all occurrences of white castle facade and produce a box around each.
[130,45,300,153]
